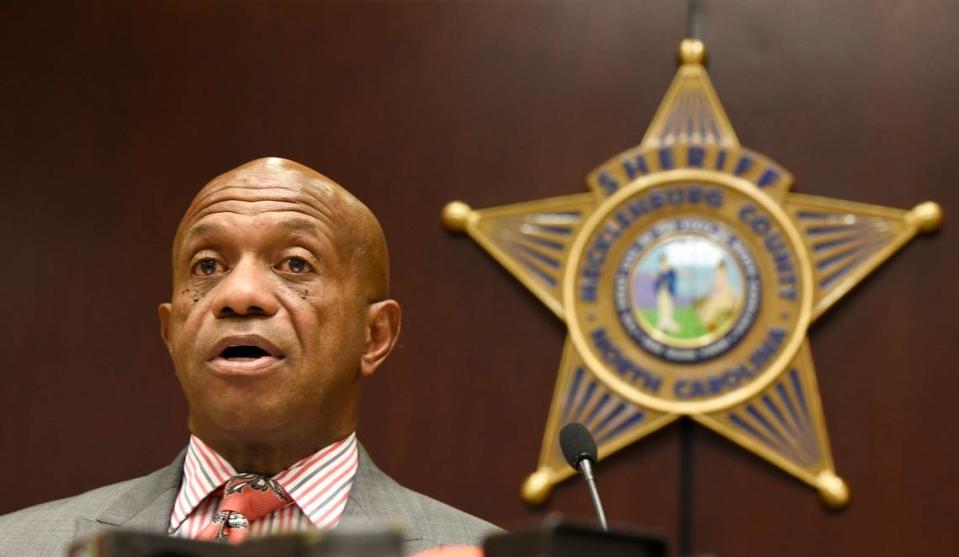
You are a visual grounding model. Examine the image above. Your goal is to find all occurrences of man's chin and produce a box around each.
[197,402,292,439]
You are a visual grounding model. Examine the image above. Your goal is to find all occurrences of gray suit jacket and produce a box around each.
[0,446,499,556]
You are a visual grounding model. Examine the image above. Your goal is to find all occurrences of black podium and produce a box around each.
[69,526,402,557]
[69,519,666,557]
[485,519,666,557]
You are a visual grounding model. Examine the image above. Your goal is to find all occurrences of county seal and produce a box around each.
[565,167,813,415]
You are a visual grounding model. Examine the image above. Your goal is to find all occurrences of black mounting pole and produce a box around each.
[678,417,694,556]
[686,0,705,40]
[679,3,703,555]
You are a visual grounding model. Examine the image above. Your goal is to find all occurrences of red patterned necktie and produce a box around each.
[197,473,292,543]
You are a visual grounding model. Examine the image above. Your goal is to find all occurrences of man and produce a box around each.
[0,158,497,555]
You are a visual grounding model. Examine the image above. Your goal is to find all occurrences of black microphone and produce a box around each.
[559,422,609,531]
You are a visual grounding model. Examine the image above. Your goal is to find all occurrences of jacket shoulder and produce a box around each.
[392,482,501,547]
[0,477,140,556]
[0,460,181,557]
[0,476,142,526]
[347,447,501,553]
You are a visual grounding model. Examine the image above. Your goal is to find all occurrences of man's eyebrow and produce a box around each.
[278,218,325,237]
[178,217,332,254]
[183,222,224,242]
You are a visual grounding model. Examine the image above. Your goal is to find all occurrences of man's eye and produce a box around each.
[282,257,313,274]
[192,258,223,276]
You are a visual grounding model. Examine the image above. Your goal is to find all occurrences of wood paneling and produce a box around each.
[1,1,955,555]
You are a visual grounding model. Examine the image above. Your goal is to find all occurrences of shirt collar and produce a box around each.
[170,432,358,532]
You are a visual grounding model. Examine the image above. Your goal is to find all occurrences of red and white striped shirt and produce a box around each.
[169,432,359,538]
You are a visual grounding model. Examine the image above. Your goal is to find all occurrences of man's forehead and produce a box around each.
[182,215,328,241]
[203,160,335,194]
[176,160,350,236]
[168,157,390,298]
[185,184,338,220]
[192,164,339,211]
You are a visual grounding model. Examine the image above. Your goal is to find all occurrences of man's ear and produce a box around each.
[158,302,173,354]
[361,299,401,377]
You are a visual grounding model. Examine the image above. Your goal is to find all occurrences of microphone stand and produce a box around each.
[576,459,609,531]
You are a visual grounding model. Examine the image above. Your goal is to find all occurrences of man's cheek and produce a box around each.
[171,295,198,322]
[176,280,218,306]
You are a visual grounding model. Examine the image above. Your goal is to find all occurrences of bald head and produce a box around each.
[174,157,389,300]
[159,158,402,470]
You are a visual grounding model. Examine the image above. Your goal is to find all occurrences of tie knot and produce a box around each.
[219,473,291,522]
[199,474,293,543]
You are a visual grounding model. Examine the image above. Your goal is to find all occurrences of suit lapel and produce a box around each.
[74,451,186,540]
[341,445,423,543]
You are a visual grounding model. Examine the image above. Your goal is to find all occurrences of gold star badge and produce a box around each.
[443,40,942,508]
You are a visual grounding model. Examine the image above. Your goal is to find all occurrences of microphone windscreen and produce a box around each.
[559,422,598,468]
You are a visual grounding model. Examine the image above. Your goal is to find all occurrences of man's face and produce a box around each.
[159,165,370,445]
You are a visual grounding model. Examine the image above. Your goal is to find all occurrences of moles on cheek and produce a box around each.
[183,278,218,304]
[180,286,208,304]
[169,279,217,352]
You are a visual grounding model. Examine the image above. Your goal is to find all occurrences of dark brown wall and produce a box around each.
[1,1,956,555]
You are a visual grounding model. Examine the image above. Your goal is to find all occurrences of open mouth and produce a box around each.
[208,336,284,374]
[220,345,273,362]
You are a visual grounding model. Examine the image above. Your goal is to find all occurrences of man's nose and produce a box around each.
[210,259,280,318]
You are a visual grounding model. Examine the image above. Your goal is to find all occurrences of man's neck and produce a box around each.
[193,430,352,475]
